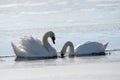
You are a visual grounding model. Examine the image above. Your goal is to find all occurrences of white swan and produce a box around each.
[61,41,108,57]
[11,31,57,58]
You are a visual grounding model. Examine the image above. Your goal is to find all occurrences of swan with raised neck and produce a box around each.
[11,31,57,58]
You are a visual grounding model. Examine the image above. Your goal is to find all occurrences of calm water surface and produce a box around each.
[0,0,120,68]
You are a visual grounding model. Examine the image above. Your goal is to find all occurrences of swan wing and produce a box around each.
[19,36,49,57]
[75,41,106,54]
[11,42,27,57]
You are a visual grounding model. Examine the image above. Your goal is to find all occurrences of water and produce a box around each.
[1,24,120,56]
[0,0,120,80]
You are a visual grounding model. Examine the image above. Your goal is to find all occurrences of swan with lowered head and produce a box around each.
[11,31,57,58]
[61,41,108,57]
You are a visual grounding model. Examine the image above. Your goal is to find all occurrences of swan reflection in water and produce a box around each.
[15,56,58,61]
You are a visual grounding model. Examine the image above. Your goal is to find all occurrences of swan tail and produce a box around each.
[11,42,25,57]
[104,42,109,50]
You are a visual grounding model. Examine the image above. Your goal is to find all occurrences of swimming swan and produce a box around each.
[61,41,108,57]
[11,31,57,58]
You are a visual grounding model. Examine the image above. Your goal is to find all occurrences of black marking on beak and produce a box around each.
[52,36,55,44]
[61,53,65,58]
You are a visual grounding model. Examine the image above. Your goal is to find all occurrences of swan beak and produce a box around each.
[52,36,55,44]
[61,53,65,58]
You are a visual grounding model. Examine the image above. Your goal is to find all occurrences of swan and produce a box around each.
[11,31,57,58]
[61,41,108,57]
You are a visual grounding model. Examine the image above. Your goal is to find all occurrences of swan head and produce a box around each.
[48,31,56,44]
[61,50,66,58]
[43,31,56,46]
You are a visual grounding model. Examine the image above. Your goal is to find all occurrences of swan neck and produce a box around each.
[68,42,74,57]
[61,41,74,57]
[42,32,50,47]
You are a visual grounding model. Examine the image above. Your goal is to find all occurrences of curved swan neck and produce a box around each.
[42,31,55,52]
[42,32,49,46]
[61,41,74,57]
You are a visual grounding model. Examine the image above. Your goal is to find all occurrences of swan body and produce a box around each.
[61,41,108,57]
[11,31,57,58]
[75,41,108,56]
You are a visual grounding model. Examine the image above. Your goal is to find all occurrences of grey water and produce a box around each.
[0,0,120,70]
